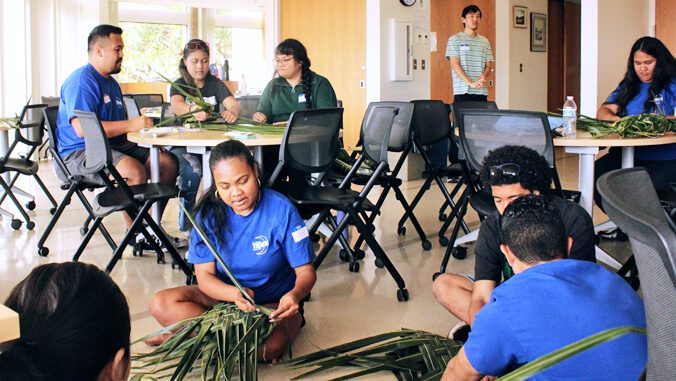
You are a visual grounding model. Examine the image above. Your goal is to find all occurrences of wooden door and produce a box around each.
[280,0,366,149]
[547,0,580,113]
[656,0,676,54]
[430,0,495,103]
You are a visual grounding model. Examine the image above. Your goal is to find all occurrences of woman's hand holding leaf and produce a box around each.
[233,287,258,313]
[221,110,238,124]
[193,109,210,121]
[269,292,299,322]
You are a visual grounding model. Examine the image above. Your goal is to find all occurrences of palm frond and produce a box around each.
[280,329,463,381]
[549,112,676,138]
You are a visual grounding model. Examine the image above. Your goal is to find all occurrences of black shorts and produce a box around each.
[57,140,150,185]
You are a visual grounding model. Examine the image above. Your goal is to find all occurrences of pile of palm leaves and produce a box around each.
[156,73,285,135]
[281,329,463,380]
[550,112,676,138]
[0,116,19,128]
[131,205,277,381]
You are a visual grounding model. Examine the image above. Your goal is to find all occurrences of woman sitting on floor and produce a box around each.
[147,140,316,363]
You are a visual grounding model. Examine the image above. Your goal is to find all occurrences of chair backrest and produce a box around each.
[237,95,261,119]
[126,93,164,110]
[451,101,498,113]
[456,109,554,172]
[14,103,48,147]
[43,106,59,153]
[40,96,61,107]
[361,106,399,164]
[72,110,113,175]
[597,168,676,379]
[409,100,451,146]
[123,96,141,119]
[279,108,344,174]
[361,102,414,152]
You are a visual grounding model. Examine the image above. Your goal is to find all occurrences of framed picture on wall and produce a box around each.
[513,6,527,28]
[530,12,547,52]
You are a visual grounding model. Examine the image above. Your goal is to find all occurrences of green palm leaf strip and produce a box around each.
[280,329,463,381]
[496,326,646,381]
[549,111,676,138]
[130,204,276,381]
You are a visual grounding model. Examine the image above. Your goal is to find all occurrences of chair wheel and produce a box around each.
[422,240,432,251]
[439,213,447,222]
[26,221,35,230]
[439,236,449,246]
[310,233,320,243]
[38,247,49,257]
[157,253,165,264]
[452,246,468,260]
[375,257,385,268]
[80,226,88,236]
[25,201,36,210]
[49,207,56,215]
[11,219,22,230]
[432,272,442,281]
[171,257,176,269]
[354,249,365,260]
[339,249,348,262]
[349,261,360,273]
[397,288,409,302]
[397,226,406,236]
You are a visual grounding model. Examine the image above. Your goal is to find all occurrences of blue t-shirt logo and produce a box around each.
[252,236,269,255]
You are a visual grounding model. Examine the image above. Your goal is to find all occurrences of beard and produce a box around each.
[111,60,122,75]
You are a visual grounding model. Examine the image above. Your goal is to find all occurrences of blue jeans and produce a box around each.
[171,147,203,232]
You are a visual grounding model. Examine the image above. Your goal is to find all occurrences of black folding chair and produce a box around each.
[125,93,164,110]
[237,95,261,119]
[70,110,193,283]
[123,96,141,119]
[0,103,57,230]
[397,100,469,247]
[36,106,116,257]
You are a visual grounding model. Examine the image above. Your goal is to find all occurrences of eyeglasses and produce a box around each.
[488,163,521,178]
[273,56,294,66]
[185,40,210,53]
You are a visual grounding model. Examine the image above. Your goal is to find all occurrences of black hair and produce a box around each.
[272,39,314,109]
[462,5,481,27]
[500,194,568,264]
[193,140,260,245]
[0,262,130,381]
[608,36,676,115]
[178,38,212,97]
[479,145,552,194]
[87,24,123,53]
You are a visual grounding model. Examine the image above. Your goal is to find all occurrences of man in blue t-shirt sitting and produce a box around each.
[56,24,178,231]
[442,195,647,380]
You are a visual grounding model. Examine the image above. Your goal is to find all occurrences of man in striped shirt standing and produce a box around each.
[446,5,494,103]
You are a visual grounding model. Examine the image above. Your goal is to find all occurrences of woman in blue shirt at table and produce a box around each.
[594,36,676,209]
[147,140,316,363]
[170,39,242,233]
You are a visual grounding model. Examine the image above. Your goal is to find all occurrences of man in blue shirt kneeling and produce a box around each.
[442,195,647,380]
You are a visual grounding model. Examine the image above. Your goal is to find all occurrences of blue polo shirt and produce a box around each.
[56,63,127,156]
[189,187,315,305]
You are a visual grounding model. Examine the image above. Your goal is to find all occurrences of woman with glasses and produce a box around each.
[594,36,676,212]
[170,38,243,233]
[253,39,337,179]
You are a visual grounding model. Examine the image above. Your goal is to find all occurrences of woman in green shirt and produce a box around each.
[254,39,338,180]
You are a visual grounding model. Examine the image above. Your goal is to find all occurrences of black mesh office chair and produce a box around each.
[123,96,141,119]
[36,106,116,257]
[597,168,676,380]
[0,103,57,230]
[271,107,410,301]
[397,100,469,247]
[436,109,577,277]
[237,95,261,119]
[125,93,164,110]
[39,96,61,159]
[70,110,193,282]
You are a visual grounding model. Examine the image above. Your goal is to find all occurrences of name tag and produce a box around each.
[460,44,470,51]
[103,94,111,103]
[204,96,217,105]
[291,224,309,243]
[298,94,306,103]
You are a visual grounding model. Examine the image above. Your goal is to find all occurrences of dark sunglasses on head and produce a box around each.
[488,163,521,178]
[185,40,209,52]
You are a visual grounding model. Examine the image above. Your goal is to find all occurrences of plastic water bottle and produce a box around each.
[562,96,577,138]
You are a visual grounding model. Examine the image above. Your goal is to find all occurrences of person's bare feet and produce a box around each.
[144,332,173,346]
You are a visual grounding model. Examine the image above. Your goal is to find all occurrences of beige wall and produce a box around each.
[596,0,651,108]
